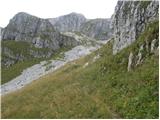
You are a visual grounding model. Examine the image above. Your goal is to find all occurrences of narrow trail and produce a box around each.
[1,45,100,95]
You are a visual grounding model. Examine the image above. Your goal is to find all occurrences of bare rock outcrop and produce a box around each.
[127,39,159,71]
[48,12,86,32]
[2,12,80,50]
[127,52,133,71]
[80,19,112,40]
[49,13,113,40]
[1,12,80,67]
[111,1,159,54]
[0,27,1,40]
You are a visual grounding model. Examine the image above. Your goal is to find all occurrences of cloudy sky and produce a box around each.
[0,0,117,27]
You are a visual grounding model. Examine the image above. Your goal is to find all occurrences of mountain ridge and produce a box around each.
[1,12,81,67]
[48,12,112,40]
[1,0,159,118]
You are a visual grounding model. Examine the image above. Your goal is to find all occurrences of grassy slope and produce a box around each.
[1,41,42,84]
[1,59,43,84]
[1,21,159,118]
[1,41,71,84]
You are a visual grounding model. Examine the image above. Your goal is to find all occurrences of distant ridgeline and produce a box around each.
[48,12,112,40]
[1,12,113,68]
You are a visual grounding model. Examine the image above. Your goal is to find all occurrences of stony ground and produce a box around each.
[1,44,103,95]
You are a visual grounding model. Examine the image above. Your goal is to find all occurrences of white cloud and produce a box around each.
[0,0,117,27]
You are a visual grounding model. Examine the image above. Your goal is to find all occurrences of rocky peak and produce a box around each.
[49,13,113,40]
[80,18,112,40]
[2,12,80,50]
[1,12,81,67]
[48,12,87,32]
[2,12,57,42]
[111,1,159,54]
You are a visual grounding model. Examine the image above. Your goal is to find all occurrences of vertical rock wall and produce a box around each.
[111,1,159,54]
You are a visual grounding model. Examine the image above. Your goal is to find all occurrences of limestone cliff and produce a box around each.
[2,12,79,50]
[111,1,159,54]
[80,19,112,40]
[48,12,86,32]
[1,12,80,67]
[49,13,112,40]
[0,27,2,40]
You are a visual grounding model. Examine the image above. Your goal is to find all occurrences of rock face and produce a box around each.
[151,39,157,53]
[127,38,159,71]
[111,1,159,54]
[49,13,113,40]
[0,27,2,40]
[80,19,112,40]
[48,12,87,32]
[2,12,79,50]
[1,12,81,67]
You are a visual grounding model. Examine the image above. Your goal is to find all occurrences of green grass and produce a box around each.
[50,46,72,60]
[30,46,51,54]
[1,20,159,118]
[2,40,54,58]
[139,1,151,10]
[1,42,72,84]
[1,41,45,84]
[1,59,43,84]
[2,41,30,57]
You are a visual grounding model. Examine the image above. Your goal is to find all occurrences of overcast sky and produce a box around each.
[0,0,118,27]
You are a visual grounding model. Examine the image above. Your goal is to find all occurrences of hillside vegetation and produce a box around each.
[1,40,72,84]
[1,20,159,118]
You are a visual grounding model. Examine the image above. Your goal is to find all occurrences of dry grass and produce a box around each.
[1,21,159,118]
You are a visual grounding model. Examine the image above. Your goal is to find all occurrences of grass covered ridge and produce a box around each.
[1,21,159,118]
